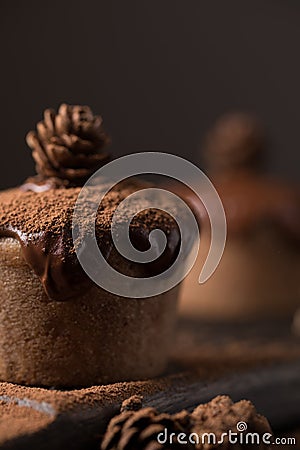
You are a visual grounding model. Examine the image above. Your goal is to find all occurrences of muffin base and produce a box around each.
[179,228,299,320]
[0,238,179,387]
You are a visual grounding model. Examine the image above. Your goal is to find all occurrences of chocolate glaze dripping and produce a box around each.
[0,190,181,301]
[0,225,90,301]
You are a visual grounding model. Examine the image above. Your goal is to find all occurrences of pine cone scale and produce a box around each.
[55,111,71,135]
[46,144,71,168]
[58,135,95,154]
[29,137,54,173]
[72,105,94,123]
[43,108,56,134]
[139,424,166,441]
[60,167,93,181]
[118,427,142,449]
[36,121,53,142]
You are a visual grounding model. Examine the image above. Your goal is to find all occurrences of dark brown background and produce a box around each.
[0,0,299,189]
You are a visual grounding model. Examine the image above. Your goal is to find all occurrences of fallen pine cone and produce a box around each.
[101,395,272,450]
[101,396,192,450]
[191,395,273,449]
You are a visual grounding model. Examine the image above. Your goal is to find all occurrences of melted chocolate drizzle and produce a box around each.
[0,186,181,301]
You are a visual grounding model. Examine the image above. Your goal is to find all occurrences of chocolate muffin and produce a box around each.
[179,113,300,320]
[0,104,182,386]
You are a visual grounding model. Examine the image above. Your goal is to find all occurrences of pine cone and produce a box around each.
[101,398,192,450]
[101,395,272,450]
[191,395,272,449]
[26,103,110,186]
[203,112,265,172]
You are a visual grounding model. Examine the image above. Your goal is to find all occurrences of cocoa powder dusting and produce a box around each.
[0,183,180,301]
[0,378,171,445]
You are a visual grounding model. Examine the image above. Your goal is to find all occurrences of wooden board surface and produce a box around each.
[0,318,299,449]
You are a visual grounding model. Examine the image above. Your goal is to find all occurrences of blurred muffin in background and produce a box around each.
[292,308,300,336]
[179,112,300,321]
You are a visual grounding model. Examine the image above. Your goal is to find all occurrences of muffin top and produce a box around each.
[0,183,181,301]
[0,104,181,301]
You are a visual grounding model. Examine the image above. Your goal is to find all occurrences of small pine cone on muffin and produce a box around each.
[26,103,110,186]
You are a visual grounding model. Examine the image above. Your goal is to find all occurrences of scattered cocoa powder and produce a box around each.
[0,181,181,300]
